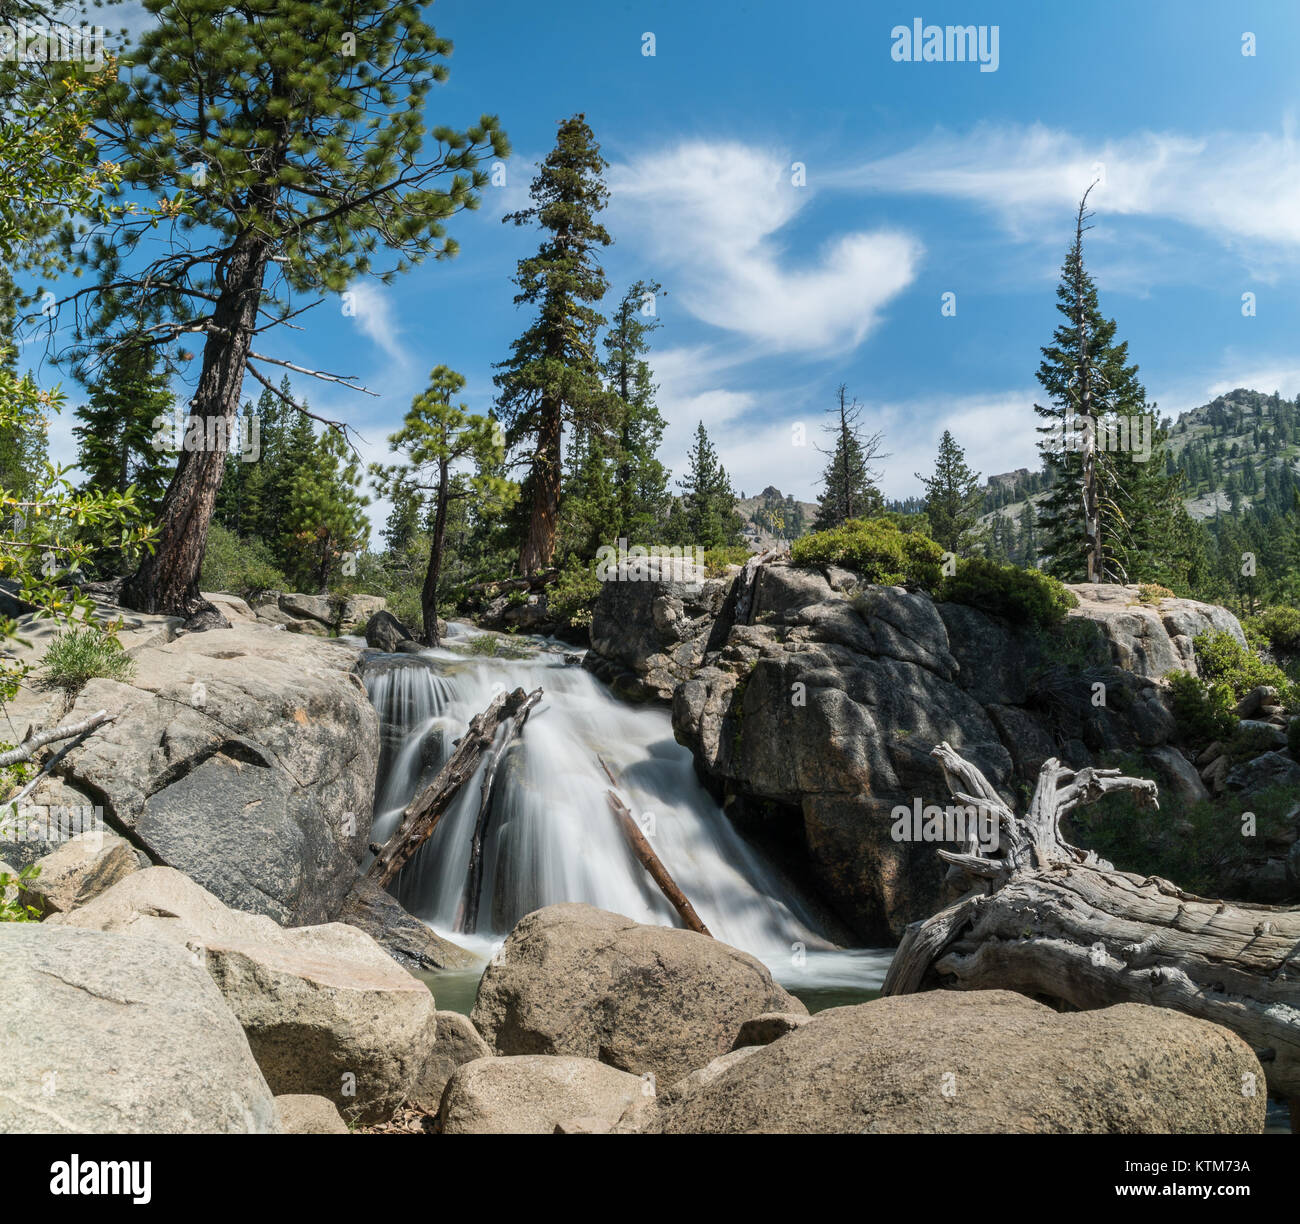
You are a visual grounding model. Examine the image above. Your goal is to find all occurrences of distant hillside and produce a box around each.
[734,485,818,550]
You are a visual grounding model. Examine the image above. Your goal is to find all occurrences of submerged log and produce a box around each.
[603,781,711,938]
[460,686,543,933]
[366,686,543,889]
[883,741,1300,1105]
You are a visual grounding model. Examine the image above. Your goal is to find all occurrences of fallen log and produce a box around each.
[0,709,116,768]
[601,769,711,937]
[883,741,1300,1109]
[460,686,543,933]
[366,686,542,889]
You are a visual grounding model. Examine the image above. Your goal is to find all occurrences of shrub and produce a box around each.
[790,517,944,589]
[1167,671,1237,744]
[0,862,41,923]
[702,544,750,576]
[41,625,136,692]
[1136,583,1174,604]
[201,522,288,598]
[1249,605,1300,655]
[548,558,602,631]
[939,557,1079,628]
[1194,630,1297,709]
[464,633,530,659]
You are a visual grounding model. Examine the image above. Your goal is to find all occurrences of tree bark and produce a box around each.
[121,240,269,618]
[604,786,711,937]
[519,393,561,576]
[366,686,542,889]
[883,741,1300,1104]
[420,458,449,647]
[460,685,543,933]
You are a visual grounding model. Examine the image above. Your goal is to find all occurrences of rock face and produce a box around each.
[364,609,416,652]
[35,623,379,926]
[587,560,1242,940]
[408,1011,494,1112]
[438,1055,648,1135]
[0,925,279,1134]
[18,829,140,916]
[51,867,436,1124]
[652,990,1265,1134]
[471,904,806,1085]
[338,876,478,971]
[273,1094,350,1134]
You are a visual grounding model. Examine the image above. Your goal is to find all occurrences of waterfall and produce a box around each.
[362,625,890,990]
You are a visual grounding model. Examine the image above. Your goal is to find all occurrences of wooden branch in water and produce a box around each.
[883,741,1300,1107]
[604,785,711,938]
[366,686,541,889]
[461,686,543,933]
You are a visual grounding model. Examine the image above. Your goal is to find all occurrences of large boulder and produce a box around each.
[408,1010,494,1112]
[471,904,805,1085]
[273,1094,349,1134]
[364,610,416,653]
[18,829,140,916]
[652,990,1265,1134]
[1224,750,1300,797]
[438,1055,648,1135]
[338,876,478,971]
[51,867,437,1124]
[36,623,379,926]
[0,925,279,1134]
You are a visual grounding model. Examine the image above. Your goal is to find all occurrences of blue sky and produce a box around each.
[29,0,1300,529]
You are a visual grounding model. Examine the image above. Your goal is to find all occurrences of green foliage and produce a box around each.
[1248,605,1300,654]
[671,422,743,549]
[917,430,982,553]
[1167,671,1237,745]
[40,624,136,692]
[0,863,42,923]
[200,522,288,598]
[283,428,370,591]
[703,544,751,575]
[939,557,1079,628]
[1136,583,1175,604]
[812,386,884,531]
[548,557,602,630]
[464,633,530,659]
[792,517,944,589]
[1194,630,1297,709]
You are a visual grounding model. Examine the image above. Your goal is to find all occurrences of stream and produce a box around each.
[360,622,891,1013]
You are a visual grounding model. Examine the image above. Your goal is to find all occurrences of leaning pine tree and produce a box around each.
[494,114,614,576]
[58,0,506,618]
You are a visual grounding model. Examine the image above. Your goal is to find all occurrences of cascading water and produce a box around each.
[363,624,891,994]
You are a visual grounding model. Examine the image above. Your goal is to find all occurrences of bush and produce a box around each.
[464,633,530,659]
[0,862,41,923]
[1167,671,1237,744]
[548,557,602,631]
[790,517,944,589]
[939,557,1079,628]
[1136,583,1174,604]
[702,544,750,576]
[1194,630,1297,709]
[41,625,136,692]
[1249,605,1300,654]
[201,523,288,598]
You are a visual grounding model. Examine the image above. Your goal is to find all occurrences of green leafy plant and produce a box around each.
[791,517,944,589]
[1167,670,1237,745]
[1136,583,1175,604]
[200,522,288,599]
[40,625,136,692]
[1248,606,1300,655]
[0,863,41,923]
[1195,630,1297,710]
[939,557,1079,628]
[549,558,602,630]
[464,633,529,659]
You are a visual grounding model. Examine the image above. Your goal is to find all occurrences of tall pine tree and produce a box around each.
[917,430,981,552]
[812,384,884,530]
[672,422,742,548]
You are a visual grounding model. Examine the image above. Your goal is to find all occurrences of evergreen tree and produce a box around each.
[371,366,513,644]
[74,342,175,517]
[812,385,884,530]
[673,422,742,548]
[283,428,370,592]
[0,263,48,500]
[917,430,981,553]
[72,0,506,616]
[494,115,613,575]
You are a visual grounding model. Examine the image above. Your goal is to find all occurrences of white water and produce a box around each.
[362,624,890,992]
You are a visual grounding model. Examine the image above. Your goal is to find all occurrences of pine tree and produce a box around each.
[283,428,370,592]
[494,115,614,575]
[673,422,742,548]
[74,342,175,516]
[917,430,981,553]
[72,1,506,616]
[0,263,48,500]
[371,366,513,644]
[812,385,885,530]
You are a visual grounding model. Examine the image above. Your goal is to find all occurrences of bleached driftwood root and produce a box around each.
[882,742,1300,1107]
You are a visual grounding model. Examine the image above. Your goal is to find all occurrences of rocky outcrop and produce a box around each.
[471,904,805,1085]
[650,990,1265,1134]
[16,829,140,916]
[409,1010,494,1112]
[26,623,379,927]
[338,876,478,971]
[438,1055,648,1135]
[51,868,437,1124]
[587,560,1250,940]
[0,925,279,1134]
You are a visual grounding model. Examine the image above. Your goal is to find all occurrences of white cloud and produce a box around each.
[609,142,922,354]
[343,282,410,368]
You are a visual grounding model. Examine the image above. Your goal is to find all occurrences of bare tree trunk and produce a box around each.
[421,458,450,646]
[519,394,561,576]
[366,686,542,889]
[883,742,1300,1105]
[460,686,543,933]
[121,241,269,618]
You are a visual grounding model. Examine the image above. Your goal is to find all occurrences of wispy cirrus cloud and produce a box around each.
[609,141,922,354]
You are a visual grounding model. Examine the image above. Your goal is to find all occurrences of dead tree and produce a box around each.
[366,686,542,889]
[883,742,1300,1108]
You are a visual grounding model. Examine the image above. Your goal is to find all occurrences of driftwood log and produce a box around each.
[883,741,1300,1107]
[598,755,711,937]
[460,686,543,933]
[366,686,543,888]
